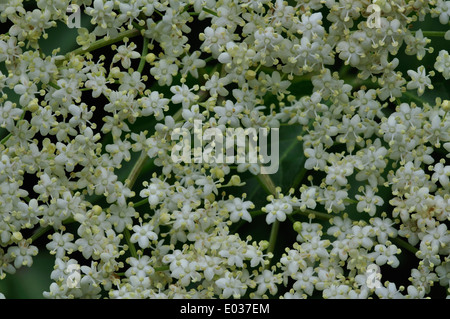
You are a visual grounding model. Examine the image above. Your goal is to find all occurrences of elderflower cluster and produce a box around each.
[0,0,449,299]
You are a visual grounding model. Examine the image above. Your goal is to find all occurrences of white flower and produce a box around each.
[108,204,137,233]
[296,12,324,39]
[301,235,330,262]
[46,232,77,258]
[420,224,450,255]
[337,38,365,66]
[254,269,281,296]
[263,196,293,225]
[431,163,450,187]
[264,71,291,95]
[355,186,384,216]
[349,225,374,250]
[323,284,351,299]
[432,0,450,24]
[85,71,108,98]
[7,240,38,269]
[404,30,431,60]
[375,282,405,299]
[52,78,82,105]
[321,188,348,213]
[105,138,132,165]
[1,0,450,301]
[170,84,197,108]
[435,261,450,286]
[324,155,354,186]
[407,66,434,96]
[409,266,438,293]
[434,50,450,79]
[139,91,170,120]
[214,100,244,127]
[370,217,398,244]
[13,78,38,107]
[200,26,232,57]
[204,72,230,97]
[0,37,21,63]
[327,216,352,240]
[170,259,202,287]
[150,58,178,86]
[215,271,247,298]
[85,0,117,36]
[225,197,254,223]
[119,71,145,93]
[180,51,206,78]
[254,26,282,52]
[130,223,158,249]
[219,241,245,268]
[299,186,318,210]
[405,285,426,299]
[112,42,140,69]
[304,144,328,171]
[0,101,23,130]
[293,267,317,296]
[371,243,401,268]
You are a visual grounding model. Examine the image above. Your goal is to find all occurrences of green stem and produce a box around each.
[202,7,219,17]
[29,225,52,243]
[256,174,278,197]
[1,133,12,144]
[204,56,214,63]
[132,21,145,31]
[57,28,141,66]
[133,198,148,208]
[267,220,280,258]
[391,236,419,255]
[291,74,314,85]
[154,265,170,272]
[230,210,265,233]
[250,209,264,217]
[154,9,164,17]
[126,151,148,190]
[124,228,138,258]
[411,31,447,37]
[172,107,184,122]
[279,138,298,164]
[122,151,149,257]
[256,174,280,268]
[402,90,432,106]
[1,101,29,144]
[48,81,61,90]
[294,208,332,221]
[290,166,307,191]
[137,37,149,74]
[29,218,76,243]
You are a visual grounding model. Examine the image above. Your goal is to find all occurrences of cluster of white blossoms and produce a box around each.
[0,0,449,299]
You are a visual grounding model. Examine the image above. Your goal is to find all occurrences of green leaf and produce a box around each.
[0,250,54,298]
[38,14,93,56]
[242,124,305,205]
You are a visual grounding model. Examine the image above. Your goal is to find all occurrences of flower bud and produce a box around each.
[442,100,450,112]
[146,53,156,64]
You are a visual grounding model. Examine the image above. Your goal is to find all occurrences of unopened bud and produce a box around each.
[230,175,242,186]
[245,69,256,80]
[442,100,450,112]
[12,232,23,241]
[92,205,102,215]
[146,53,156,64]
[293,221,302,233]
